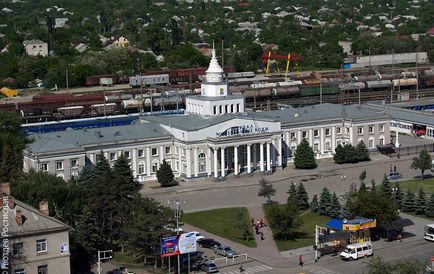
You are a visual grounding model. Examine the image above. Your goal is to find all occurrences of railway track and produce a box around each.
[246,88,434,110]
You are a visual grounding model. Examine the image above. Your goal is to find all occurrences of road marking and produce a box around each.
[302,265,341,274]
[220,264,273,274]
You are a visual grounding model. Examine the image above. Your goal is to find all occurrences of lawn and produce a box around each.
[183,207,257,248]
[399,178,434,195]
[263,205,330,251]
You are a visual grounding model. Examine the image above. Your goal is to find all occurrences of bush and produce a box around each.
[157,160,177,187]
[334,141,370,164]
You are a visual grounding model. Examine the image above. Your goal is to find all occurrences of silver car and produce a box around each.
[200,261,219,273]
[386,172,403,180]
[214,246,238,258]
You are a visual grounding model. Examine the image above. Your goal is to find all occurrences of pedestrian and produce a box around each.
[397,234,402,243]
[256,219,260,227]
[298,255,304,267]
[260,232,264,240]
[239,264,245,273]
[255,225,259,235]
[260,218,264,228]
[394,165,397,172]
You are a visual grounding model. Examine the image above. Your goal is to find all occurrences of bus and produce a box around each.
[424,224,434,241]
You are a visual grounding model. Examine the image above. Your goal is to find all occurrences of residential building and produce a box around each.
[112,36,130,48]
[23,39,48,57]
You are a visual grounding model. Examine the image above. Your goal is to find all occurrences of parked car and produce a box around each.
[214,246,238,258]
[200,261,219,273]
[198,238,221,249]
[386,172,403,180]
[340,242,373,261]
[187,231,205,241]
[180,251,203,264]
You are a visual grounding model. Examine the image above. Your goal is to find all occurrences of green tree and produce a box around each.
[157,159,175,187]
[402,189,416,212]
[329,193,341,218]
[367,256,426,274]
[0,110,30,181]
[294,138,317,169]
[415,187,427,215]
[287,183,297,205]
[425,193,434,218]
[367,256,394,274]
[333,144,345,164]
[310,194,319,213]
[392,181,402,209]
[356,141,370,162]
[318,188,332,216]
[359,170,367,184]
[296,183,310,210]
[78,164,95,186]
[379,175,392,200]
[370,179,377,193]
[234,209,252,241]
[258,178,276,204]
[267,204,301,240]
[343,144,358,163]
[410,149,432,180]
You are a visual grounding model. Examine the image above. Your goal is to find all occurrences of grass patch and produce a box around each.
[399,178,434,195]
[264,205,330,251]
[183,208,257,248]
[402,211,434,221]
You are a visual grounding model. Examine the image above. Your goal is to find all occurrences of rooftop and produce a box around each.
[366,103,434,126]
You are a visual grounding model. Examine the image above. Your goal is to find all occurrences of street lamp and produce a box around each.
[392,186,399,212]
[340,175,347,184]
[168,198,187,274]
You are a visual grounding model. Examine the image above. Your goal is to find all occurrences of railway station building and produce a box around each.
[23,50,391,182]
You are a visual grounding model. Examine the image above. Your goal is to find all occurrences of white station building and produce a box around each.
[23,50,391,182]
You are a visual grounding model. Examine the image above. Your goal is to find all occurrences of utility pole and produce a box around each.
[391,49,395,103]
[140,75,144,121]
[97,250,113,274]
[320,78,323,104]
[66,67,69,92]
[168,198,186,274]
[416,50,419,100]
[368,47,372,75]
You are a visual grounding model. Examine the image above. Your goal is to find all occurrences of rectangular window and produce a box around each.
[325,128,330,136]
[138,164,145,174]
[199,162,206,173]
[379,124,384,132]
[152,163,158,173]
[290,132,296,140]
[109,152,116,161]
[302,131,307,138]
[345,127,350,134]
[37,265,48,274]
[337,127,341,134]
[380,138,384,146]
[182,148,186,156]
[138,149,144,158]
[325,141,331,151]
[314,143,319,152]
[13,242,24,255]
[165,147,171,154]
[36,239,47,253]
[175,160,179,171]
[369,139,374,148]
[56,161,63,170]
[40,163,48,171]
[124,151,130,159]
[70,159,78,168]
[151,148,158,156]
[314,129,319,137]
[369,126,374,134]
[358,127,363,135]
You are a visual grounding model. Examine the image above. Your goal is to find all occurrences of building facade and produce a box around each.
[23,49,390,182]
[23,39,48,57]
[0,186,70,274]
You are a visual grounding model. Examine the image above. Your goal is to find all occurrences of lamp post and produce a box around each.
[168,198,186,274]
[392,186,398,212]
[340,175,347,184]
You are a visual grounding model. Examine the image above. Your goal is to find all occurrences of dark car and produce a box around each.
[180,251,203,264]
[198,238,221,249]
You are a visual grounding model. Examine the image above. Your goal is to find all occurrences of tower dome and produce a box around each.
[205,48,224,83]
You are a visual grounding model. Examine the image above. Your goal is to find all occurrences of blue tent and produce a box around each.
[326,219,344,231]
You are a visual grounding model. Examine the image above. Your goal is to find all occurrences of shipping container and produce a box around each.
[58,106,84,118]
[100,77,114,86]
[91,103,117,116]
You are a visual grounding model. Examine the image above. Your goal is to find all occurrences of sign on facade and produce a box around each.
[216,125,269,137]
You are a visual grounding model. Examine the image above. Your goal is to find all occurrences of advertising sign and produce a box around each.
[161,236,179,258]
[179,232,197,254]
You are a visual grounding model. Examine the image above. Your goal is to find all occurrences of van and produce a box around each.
[424,224,434,241]
[340,242,373,261]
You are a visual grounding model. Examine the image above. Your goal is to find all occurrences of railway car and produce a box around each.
[0,103,17,112]
[278,80,303,87]
[300,85,339,96]
[272,87,300,97]
[401,72,416,78]
[392,78,417,88]
[129,74,170,87]
[250,82,278,89]
[153,96,183,109]
[227,71,255,79]
[85,74,119,86]
[243,89,273,99]
[91,103,117,116]
[421,75,434,87]
[339,82,366,92]
[366,80,392,89]
[104,93,134,102]
[58,106,84,119]
[354,75,379,82]
[121,99,141,113]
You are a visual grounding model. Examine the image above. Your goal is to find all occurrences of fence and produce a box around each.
[395,143,434,157]
[211,253,248,264]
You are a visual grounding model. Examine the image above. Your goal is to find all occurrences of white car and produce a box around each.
[187,231,205,241]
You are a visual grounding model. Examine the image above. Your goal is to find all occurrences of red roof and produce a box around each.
[426,27,434,36]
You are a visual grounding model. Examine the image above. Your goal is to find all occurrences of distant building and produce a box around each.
[74,43,87,53]
[426,27,434,36]
[54,18,69,28]
[0,183,70,274]
[338,41,353,55]
[23,39,48,57]
[112,36,130,48]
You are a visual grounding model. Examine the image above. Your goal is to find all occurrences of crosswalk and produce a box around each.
[301,265,342,274]
[220,264,273,274]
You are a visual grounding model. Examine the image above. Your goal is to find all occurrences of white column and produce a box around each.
[178,146,182,175]
[89,153,95,164]
[159,146,164,166]
[247,144,252,173]
[320,128,325,155]
[207,147,212,176]
[395,129,400,148]
[332,126,336,152]
[266,142,271,171]
[104,152,109,160]
[234,146,239,175]
[271,139,276,167]
[186,148,192,178]
[277,137,282,167]
[146,147,151,176]
[193,147,199,177]
[214,148,219,178]
[298,130,302,144]
[349,126,354,145]
[253,143,257,169]
[118,150,122,157]
[221,147,226,177]
[309,129,313,147]
[260,143,264,172]
[132,148,137,177]
[285,132,290,158]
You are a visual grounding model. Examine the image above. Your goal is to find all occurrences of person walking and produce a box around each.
[260,231,264,240]
[298,255,304,267]
[239,264,245,272]
[260,218,264,228]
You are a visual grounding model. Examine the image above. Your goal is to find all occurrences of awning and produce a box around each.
[383,218,415,231]
[319,231,350,243]
[326,219,343,231]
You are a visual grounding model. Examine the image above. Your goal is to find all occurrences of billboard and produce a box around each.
[161,233,197,257]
